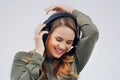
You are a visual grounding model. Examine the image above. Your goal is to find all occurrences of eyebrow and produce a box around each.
[54,35,74,41]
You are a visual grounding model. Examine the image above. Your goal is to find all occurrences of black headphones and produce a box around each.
[42,12,81,55]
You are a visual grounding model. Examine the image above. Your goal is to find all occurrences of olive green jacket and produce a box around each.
[11,10,99,80]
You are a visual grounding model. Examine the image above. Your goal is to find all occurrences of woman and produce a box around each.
[11,4,99,80]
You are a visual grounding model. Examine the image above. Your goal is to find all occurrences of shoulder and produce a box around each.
[15,51,28,57]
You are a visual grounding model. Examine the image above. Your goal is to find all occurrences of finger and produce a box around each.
[45,5,56,14]
[39,31,49,37]
[34,31,48,40]
[45,9,49,14]
[34,23,46,34]
[45,8,52,14]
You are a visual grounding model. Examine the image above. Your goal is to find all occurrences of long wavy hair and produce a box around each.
[22,17,78,80]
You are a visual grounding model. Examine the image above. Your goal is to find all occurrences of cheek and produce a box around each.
[46,37,57,49]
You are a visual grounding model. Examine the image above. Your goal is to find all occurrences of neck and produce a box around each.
[46,52,56,62]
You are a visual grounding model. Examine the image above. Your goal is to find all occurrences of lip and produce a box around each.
[54,47,64,55]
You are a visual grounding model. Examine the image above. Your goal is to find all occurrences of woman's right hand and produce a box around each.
[34,23,48,56]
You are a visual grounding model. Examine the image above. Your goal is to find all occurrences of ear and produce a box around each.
[67,46,74,52]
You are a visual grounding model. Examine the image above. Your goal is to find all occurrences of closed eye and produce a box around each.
[67,40,73,45]
[56,37,62,42]
[55,36,74,45]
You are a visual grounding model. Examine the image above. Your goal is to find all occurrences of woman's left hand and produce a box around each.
[45,4,74,14]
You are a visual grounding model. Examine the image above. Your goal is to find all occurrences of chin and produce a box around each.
[53,54,62,59]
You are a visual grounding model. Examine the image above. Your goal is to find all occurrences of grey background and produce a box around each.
[0,0,120,80]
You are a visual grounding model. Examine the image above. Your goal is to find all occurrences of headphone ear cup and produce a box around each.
[42,34,48,45]
[67,47,76,55]
[41,24,50,45]
[72,36,78,46]
[72,26,81,46]
[67,46,73,52]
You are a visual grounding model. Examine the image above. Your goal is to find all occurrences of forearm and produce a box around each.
[72,9,99,37]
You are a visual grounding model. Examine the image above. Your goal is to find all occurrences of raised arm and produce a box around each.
[72,10,99,73]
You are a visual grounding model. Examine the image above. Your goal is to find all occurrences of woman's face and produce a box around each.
[46,26,75,58]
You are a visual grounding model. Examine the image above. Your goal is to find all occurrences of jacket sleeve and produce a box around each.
[11,51,44,80]
[72,10,99,74]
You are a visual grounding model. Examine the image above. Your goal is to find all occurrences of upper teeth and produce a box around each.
[57,49,62,53]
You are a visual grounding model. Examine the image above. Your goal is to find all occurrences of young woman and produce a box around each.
[11,4,99,80]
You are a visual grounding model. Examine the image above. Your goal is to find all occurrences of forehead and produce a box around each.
[51,26,75,40]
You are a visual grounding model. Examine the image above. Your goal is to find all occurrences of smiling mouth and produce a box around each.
[54,47,64,55]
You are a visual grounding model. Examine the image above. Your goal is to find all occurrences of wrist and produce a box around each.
[34,48,44,56]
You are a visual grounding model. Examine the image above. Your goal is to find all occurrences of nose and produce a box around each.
[59,43,67,50]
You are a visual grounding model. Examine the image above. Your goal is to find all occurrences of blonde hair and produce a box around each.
[55,55,78,79]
